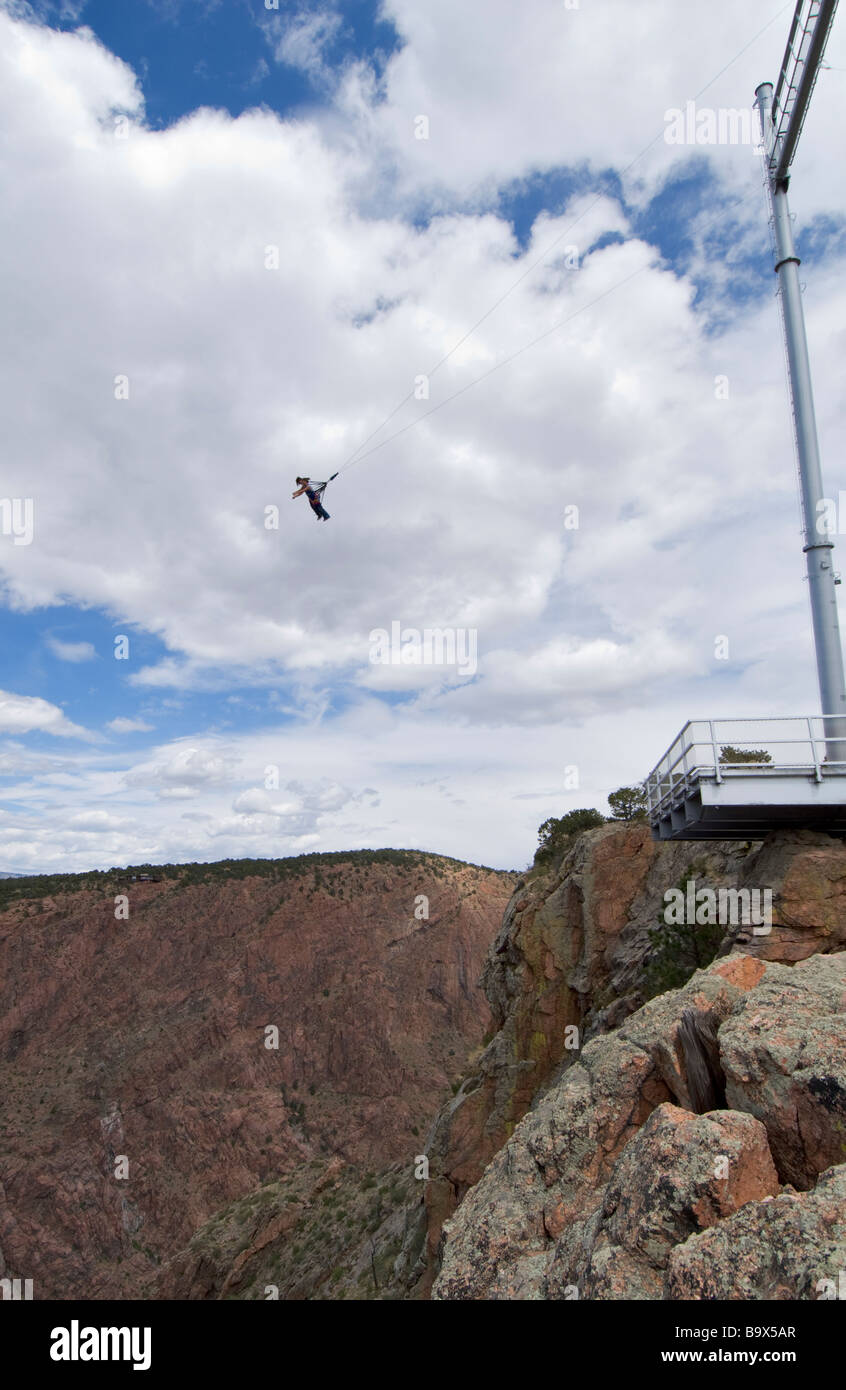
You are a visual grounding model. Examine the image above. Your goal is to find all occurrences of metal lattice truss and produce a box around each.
[768,0,839,183]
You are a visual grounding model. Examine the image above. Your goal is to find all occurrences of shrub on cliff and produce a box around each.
[607,785,648,821]
[534,809,605,867]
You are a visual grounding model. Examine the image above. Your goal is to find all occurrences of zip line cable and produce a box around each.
[343,264,648,469]
[337,186,764,474]
[331,0,796,480]
[339,186,764,469]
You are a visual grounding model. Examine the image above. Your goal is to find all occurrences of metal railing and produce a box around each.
[645,716,846,821]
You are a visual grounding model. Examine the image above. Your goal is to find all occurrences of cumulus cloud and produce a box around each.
[330,0,800,207]
[232,787,297,815]
[0,690,89,739]
[123,744,238,796]
[3,3,840,720]
[1,3,844,871]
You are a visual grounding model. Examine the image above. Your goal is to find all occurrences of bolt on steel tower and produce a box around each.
[755,0,846,756]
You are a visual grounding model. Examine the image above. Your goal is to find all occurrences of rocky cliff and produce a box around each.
[0,851,515,1299]
[433,950,846,1299]
[421,825,846,1300]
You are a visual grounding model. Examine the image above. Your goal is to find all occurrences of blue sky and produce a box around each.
[39,0,403,123]
[3,0,846,872]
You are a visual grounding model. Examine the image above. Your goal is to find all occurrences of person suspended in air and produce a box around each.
[293,476,331,521]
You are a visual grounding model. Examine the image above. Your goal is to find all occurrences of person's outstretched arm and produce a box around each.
[292,484,307,498]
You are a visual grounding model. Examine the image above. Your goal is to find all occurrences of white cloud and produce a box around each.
[269,7,343,89]
[66,809,134,831]
[329,0,845,220]
[124,744,237,794]
[46,636,96,662]
[107,716,154,733]
[0,690,89,739]
[232,787,302,815]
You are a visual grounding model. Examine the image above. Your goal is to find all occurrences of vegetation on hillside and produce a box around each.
[0,848,510,911]
[166,1157,422,1301]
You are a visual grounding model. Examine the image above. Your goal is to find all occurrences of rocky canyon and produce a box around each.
[1,827,844,1301]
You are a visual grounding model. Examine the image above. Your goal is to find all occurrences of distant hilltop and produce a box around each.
[0,847,515,908]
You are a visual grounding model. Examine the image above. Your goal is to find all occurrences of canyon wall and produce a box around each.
[0,852,514,1298]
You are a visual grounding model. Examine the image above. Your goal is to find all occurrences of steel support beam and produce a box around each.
[772,0,839,184]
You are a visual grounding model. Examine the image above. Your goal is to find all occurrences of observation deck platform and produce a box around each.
[645,717,846,841]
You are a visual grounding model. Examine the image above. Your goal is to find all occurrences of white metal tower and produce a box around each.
[756,0,845,753]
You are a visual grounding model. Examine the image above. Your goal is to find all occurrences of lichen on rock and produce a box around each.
[432,950,846,1301]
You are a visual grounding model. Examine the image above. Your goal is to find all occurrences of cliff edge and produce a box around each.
[422,824,846,1299]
